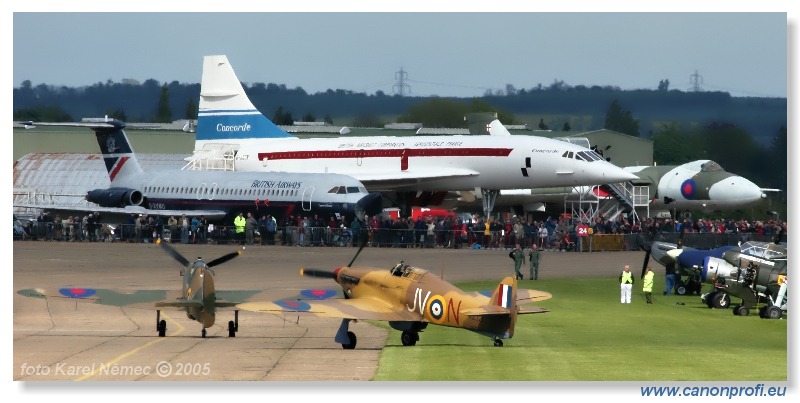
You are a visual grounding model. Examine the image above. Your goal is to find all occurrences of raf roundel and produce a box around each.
[274,300,312,311]
[59,288,97,298]
[680,178,697,200]
[300,289,337,300]
[426,295,447,323]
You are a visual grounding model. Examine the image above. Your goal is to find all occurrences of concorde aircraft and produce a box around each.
[15,119,383,223]
[188,55,637,217]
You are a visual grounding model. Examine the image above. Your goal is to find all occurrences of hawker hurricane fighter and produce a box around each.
[18,240,276,337]
[237,241,552,349]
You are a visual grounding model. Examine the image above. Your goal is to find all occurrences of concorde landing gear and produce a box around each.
[481,189,499,220]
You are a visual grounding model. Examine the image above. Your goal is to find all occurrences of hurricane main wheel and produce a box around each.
[342,331,357,349]
[158,320,167,337]
[228,320,236,337]
[401,331,418,346]
[766,306,782,319]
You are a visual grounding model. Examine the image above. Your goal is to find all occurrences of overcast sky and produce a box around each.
[10,4,793,98]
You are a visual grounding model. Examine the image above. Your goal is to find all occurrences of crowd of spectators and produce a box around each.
[14,209,787,252]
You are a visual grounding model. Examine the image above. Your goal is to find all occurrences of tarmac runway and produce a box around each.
[13,240,644,381]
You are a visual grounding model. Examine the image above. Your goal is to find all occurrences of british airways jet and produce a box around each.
[192,55,638,216]
[16,119,383,223]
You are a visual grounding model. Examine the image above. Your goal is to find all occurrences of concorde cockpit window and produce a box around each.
[700,161,724,172]
[576,151,604,162]
[346,186,362,194]
[327,187,339,194]
[338,187,348,194]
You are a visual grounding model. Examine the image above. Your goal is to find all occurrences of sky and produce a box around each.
[4,0,798,401]
[9,4,793,99]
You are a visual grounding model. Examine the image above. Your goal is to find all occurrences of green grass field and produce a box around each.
[373,277,787,381]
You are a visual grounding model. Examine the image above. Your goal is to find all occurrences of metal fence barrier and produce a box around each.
[14,221,784,251]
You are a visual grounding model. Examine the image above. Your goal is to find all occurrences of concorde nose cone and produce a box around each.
[598,162,639,183]
[708,175,764,204]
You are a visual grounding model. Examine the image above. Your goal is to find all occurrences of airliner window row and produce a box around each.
[142,186,299,197]
[562,150,605,162]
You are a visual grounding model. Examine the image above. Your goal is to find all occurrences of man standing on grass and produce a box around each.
[528,244,540,280]
[643,267,655,304]
[510,243,525,280]
[619,265,634,303]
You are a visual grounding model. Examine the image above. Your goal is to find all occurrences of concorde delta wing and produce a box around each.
[351,167,480,191]
[237,296,421,321]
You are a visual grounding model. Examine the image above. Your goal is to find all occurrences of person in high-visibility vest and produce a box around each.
[234,212,246,245]
[643,266,655,304]
[619,265,634,304]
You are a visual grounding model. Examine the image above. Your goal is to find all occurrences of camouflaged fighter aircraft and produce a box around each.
[18,240,279,338]
[237,241,552,349]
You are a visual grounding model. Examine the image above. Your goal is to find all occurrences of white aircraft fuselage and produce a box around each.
[198,135,637,192]
[193,55,638,198]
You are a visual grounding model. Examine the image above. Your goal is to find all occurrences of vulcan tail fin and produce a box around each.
[197,55,295,145]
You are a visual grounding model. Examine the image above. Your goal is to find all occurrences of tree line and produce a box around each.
[13,78,787,205]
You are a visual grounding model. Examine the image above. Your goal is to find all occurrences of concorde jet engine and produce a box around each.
[86,187,144,208]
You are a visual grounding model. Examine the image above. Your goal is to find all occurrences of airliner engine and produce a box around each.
[86,187,144,207]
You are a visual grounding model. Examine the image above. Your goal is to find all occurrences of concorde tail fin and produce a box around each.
[197,55,295,143]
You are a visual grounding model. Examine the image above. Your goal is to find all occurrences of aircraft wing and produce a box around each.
[349,168,480,191]
[17,288,182,310]
[214,290,270,309]
[515,289,553,303]
[17,288,336,310]
[460,305,549,316]
[237,296,420,321]
[469,289,552,304]
[12,203,227,221]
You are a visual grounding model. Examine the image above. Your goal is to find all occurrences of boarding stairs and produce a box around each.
[567,182,650,223]
[182,143,238,171]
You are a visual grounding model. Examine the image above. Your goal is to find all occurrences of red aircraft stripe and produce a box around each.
[108,156,129,182]
[257,147,512,161]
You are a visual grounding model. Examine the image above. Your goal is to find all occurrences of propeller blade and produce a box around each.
[157,239,190,267]
[300,268,338,279]
[207,250,242,268]
[347,230,369,267]
[641,250,651,279]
